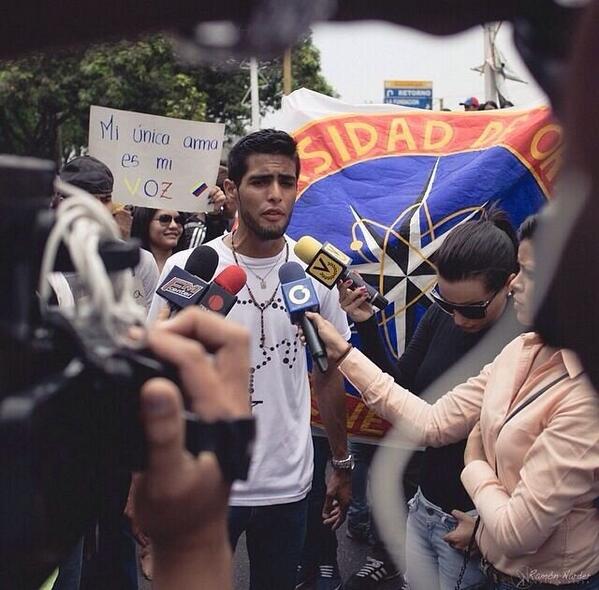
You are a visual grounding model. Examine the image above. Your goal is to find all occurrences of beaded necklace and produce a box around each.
[231,232,289,347]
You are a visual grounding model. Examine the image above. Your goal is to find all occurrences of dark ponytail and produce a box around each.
[435,204,518,292]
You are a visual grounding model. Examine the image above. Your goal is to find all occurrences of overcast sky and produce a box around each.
[309,21,547,110]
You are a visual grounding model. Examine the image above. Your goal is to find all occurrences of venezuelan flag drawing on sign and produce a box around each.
[276,89,562,441]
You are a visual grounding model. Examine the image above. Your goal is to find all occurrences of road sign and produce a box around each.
[384,80,433,110]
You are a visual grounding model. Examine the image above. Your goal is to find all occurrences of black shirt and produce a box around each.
[356,303,517,513]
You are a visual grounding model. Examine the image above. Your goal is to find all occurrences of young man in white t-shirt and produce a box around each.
[148,129,352,590]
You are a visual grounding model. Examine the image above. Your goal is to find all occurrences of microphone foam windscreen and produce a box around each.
[294,236,322,264]
[214,265,247,295]
[184,245,219,281]
[278,261,306,284]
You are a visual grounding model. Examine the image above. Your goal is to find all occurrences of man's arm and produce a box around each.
[312,360,352,530]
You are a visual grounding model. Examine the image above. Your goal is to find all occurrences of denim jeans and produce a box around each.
[300,435,339,569]
[52,538,84,590]
[229,496,309,590]
[405,488,485,590]
[347,440,376,535]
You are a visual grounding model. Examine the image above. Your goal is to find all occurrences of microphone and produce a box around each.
[156,245,219,313]
[198,265,247,316]
[279,261,328,373]
[294,236,389,310]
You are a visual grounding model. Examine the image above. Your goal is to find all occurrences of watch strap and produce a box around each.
[184,413,255,482]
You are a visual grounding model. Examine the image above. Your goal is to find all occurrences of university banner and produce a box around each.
[275,89,562,442]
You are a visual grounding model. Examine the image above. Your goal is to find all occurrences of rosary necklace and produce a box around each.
[231,232,289,347]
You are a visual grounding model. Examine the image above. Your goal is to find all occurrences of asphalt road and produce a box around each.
[138,518,403,589]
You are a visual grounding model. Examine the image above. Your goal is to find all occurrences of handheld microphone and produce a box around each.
[156,245,219,314]
[294,236,389,310]
[198,265,247,316]
[279,261,328,373]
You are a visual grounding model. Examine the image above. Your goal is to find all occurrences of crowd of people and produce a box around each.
[44,125,599,590]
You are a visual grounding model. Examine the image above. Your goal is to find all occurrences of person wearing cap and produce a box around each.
[54,155,159,313]
[49,155,160,590]
[459,97,480,111]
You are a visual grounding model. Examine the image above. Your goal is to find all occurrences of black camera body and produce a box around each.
[0,155,254,588]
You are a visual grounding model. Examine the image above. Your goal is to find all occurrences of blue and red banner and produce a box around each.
[278,89,562,441]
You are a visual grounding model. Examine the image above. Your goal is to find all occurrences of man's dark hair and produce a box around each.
[517,214,538,242]
[435,205,519,291]
[227,129,300,186]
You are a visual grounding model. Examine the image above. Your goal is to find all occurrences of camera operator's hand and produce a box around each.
[133,307,251,590]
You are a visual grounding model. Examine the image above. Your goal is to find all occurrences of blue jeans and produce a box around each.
[229,496,309,590]
[301,436,339,569]
[405,488,485,590]
[52,538,84,590]
[347,441,376,535]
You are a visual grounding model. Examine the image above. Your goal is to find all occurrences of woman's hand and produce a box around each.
[304,311,351,362]
[464,422,486,465]
[443,510,479,553]
[338,279,374,323]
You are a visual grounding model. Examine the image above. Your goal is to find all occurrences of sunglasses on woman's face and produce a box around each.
[154,214,184,226]
[430,286,502,320]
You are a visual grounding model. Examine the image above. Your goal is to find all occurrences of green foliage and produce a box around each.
[0,33,334,161]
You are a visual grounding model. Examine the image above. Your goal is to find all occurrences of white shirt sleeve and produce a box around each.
[133,249,160,312]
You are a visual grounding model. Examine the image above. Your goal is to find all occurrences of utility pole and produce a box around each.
[283,48,292,95]
[250,57,260,131]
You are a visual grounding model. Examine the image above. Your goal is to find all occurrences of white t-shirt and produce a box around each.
[49,248,159,315]
[147,236,351,506]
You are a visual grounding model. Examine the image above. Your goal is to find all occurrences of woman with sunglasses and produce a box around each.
[337,208,519,590]
[131,208,185,273]
[307,215,599,589]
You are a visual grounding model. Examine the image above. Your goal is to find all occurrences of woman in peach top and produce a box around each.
[308,216,599,589]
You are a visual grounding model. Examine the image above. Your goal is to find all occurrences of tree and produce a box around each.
[0,37,206,161]
[0,33,334,161]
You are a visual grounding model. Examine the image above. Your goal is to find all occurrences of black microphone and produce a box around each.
[294,236,389,310]
[156,245,219,314]
[279,261,328,373]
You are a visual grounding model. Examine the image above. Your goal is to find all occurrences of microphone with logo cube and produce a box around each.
[294,236,389,310]
[156,245,219,314]
[279,261,329,373]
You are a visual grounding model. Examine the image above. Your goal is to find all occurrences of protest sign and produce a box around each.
[89,106,225,212]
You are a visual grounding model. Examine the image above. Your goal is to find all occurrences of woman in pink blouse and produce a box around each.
[308,216,599,589]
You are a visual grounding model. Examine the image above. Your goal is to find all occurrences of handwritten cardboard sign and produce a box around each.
[88,106,225,212]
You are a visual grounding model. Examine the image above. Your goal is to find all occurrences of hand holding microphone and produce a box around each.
[279,262,329,373]
[294,236,389,310]
[156,245,219,315]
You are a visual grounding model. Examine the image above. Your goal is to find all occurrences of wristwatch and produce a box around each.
[331,453,355,470]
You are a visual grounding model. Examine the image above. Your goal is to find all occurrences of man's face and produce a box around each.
[93,193,113,210]
[52,192,112,210]
[464,104,477,111]
[228,153,298,240]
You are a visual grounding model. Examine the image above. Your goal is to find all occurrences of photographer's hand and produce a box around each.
[133,308,251,590]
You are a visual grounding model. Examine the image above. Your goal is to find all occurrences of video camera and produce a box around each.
[0,155,252,588]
